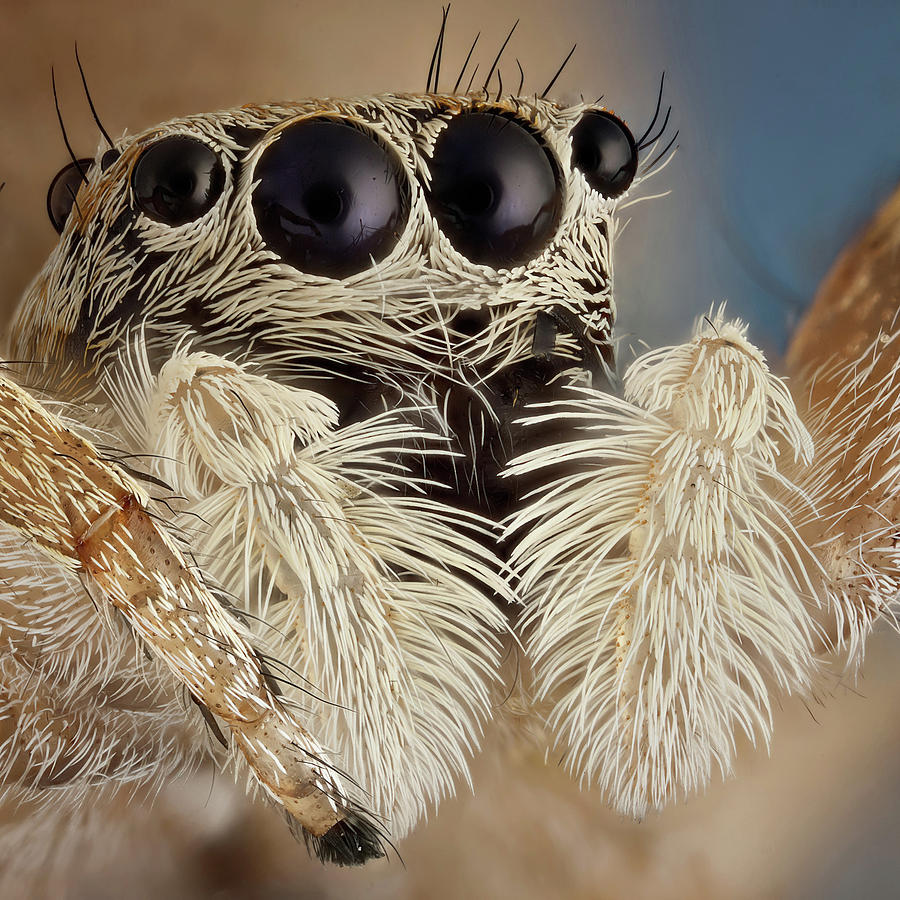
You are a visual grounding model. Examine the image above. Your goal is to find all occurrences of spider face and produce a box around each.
[15,93,637,515]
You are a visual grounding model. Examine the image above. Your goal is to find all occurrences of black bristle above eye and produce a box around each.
[482,19,518,92]
[452,31,480,93]
[291,807,389,866]
[426,5,450,93]
[540,43,577,99]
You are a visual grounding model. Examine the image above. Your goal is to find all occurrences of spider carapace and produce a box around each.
[19,91,648,523]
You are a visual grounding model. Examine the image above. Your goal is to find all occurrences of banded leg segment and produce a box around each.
[0,370,384,862]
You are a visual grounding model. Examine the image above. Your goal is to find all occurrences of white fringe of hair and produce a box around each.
[507,311,824,818]
[106,335,512,838]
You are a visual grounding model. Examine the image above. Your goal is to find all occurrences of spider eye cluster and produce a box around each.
[45,105,639,273]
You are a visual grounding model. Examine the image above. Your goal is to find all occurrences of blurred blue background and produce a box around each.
[619,0,900,358]
[583,0,900,358]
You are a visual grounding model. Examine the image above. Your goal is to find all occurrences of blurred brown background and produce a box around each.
[2,1,900,897]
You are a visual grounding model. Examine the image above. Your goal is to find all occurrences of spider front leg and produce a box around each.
[785,189,900,666]
[0,368,386,863]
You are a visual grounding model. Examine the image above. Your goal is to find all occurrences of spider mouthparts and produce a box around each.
[532,306,611,390]
[532,309,558,356]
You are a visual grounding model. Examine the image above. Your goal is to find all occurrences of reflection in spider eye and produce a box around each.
[426,112,562,268]
[252,118,410,279]
[46,159,93,233]
[570,111,638,199]
[132,136,225,226]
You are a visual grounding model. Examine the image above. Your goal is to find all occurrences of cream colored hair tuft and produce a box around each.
[105,334,512,837]
[508,311,824,817]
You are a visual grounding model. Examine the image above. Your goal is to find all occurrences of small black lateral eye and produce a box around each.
[100,147,121,171]
[570,111,638,199]
[132,136,225,226]
[47,158,92,234]
[426,112,562,267]
[252,118,409,279]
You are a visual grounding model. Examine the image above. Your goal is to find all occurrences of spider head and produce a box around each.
[15,92,641,387]
[15,92,645,514]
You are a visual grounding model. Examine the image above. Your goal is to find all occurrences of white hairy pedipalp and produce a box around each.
[508,311,825,816]
[105,334,512,836]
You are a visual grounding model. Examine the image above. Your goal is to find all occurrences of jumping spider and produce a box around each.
[1,33,896,881]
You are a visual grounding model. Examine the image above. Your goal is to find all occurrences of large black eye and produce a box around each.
[47,158,92,233]
[132,136,225,225]
[252,118,409,278]
[426,112,562,267]
[570,111,638,199]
